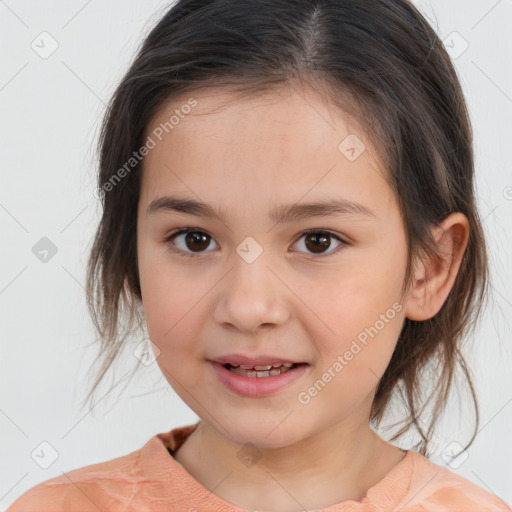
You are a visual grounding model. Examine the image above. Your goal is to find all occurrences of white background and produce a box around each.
[1,0,511,508]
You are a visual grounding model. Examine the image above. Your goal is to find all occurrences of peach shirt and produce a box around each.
[7,423,511,511]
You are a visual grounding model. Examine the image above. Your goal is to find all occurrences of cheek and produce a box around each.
[140,263,206,389]
[310,246,406,373]
[138,249,221,384]
[142,278,199,348]
[138,246,196,346]
[304,286,404,419]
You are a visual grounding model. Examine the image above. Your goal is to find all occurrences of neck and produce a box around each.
[174,419,404,511]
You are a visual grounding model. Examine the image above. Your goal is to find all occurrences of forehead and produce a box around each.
[139,85,392,216]
[144,84,365,152]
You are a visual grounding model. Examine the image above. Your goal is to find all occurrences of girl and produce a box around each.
[8,0,511,510]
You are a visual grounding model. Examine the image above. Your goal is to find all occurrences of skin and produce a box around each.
[136,82,469,511]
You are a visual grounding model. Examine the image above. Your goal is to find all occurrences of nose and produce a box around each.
[212,251,291,333]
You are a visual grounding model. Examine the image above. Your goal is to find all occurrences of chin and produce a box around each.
[223,416,306,450]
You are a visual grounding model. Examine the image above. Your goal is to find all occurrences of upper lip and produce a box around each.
[209,354,304,366]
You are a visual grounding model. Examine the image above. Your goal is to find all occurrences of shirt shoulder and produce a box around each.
[6,424,204,512]
[6,447,145,512]
[6,481,98,512]
[399,451,512,512]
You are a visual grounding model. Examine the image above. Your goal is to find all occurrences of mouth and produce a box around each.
[222,362,301,377]
[209,358,309,397]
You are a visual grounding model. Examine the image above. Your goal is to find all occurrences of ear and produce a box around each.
[403,212,469,321]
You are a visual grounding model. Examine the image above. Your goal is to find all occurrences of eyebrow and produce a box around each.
[146,195,376,223]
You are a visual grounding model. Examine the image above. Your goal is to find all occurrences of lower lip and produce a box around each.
[209,362,308,397]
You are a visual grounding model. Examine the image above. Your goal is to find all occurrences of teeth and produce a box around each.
[227,364,297,377]
[234,363,294,370]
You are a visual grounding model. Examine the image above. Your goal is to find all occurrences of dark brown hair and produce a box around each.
[84,0,488,457]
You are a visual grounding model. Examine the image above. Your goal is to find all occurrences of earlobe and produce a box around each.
[403,213,469,321]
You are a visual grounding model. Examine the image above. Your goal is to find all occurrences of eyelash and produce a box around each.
[162,228,349,259]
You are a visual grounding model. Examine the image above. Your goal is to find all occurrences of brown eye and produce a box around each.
[304,232,331,253]
[165,228,218,256]
[183,231,210,252]
[293,230,346,257]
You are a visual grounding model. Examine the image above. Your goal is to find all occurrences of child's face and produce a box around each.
[137,84,409,448]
